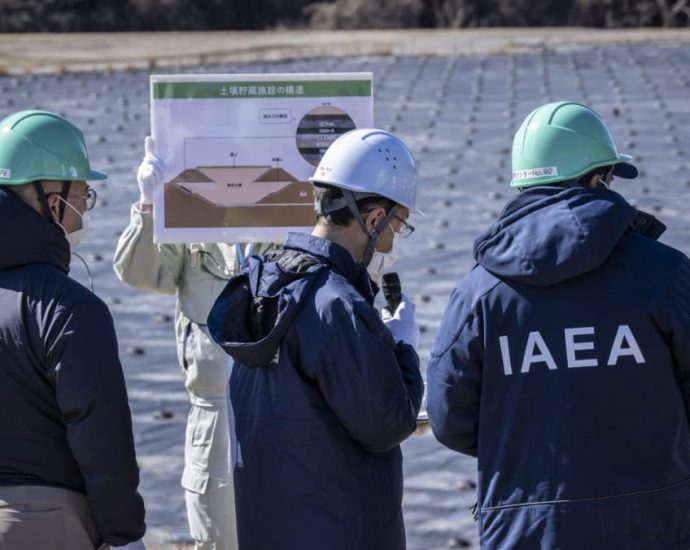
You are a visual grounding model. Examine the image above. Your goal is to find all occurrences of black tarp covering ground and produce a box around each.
[1,41,689,548]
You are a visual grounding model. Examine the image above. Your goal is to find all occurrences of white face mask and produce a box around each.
[366,228,398,280]
[56,197,87,248]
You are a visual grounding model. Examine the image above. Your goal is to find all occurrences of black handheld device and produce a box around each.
[382,272,402,314]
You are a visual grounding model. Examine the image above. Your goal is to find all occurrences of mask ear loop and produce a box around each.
[604,165,615,187]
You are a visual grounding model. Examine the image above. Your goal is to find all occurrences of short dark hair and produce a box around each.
[313,183,396,227]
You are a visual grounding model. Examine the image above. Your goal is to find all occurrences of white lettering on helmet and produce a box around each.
[0,168,11,179]
[512,166,558,180]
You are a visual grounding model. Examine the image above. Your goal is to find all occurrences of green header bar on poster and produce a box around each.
[153,80,372,99]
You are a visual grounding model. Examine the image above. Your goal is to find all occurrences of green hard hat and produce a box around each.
[0,109,106,186]
[510,101,637,188]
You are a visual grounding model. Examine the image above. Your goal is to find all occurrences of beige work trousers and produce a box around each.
[0,485,103,550]
[182,398,238,550]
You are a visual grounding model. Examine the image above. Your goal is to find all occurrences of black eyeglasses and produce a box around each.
[47,187,98,211]
[392,215,415,238]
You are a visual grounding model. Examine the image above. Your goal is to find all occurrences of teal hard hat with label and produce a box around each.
[0,110,106,185]
[510,101,637,188]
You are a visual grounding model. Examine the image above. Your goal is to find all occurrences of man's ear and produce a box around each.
[589,174,605,188]
[45,192,61,222]
[364,207,385,232]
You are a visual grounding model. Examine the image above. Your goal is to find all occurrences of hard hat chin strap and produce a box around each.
[33,181,55,221]
[57,181,72,221]
[340,189,398,267]
[314,188,380,215]
[33,180,72,224]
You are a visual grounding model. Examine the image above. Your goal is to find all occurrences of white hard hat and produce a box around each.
[309,129,422,215]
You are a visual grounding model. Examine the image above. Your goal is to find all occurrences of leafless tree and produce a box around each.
[655,0,690,26]
[429,0,476,28]
[306,0,423,29]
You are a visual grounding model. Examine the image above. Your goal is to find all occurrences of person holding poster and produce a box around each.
[114,138,271,550]
[427,101,690,548]
[207,129,423,550]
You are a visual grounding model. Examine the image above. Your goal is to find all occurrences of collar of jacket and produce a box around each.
[283,232,378,304]
[473,185,636,287]
[0,186,70,273]
[498,185,628,219]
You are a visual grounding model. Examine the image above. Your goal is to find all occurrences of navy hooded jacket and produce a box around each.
[208,232,423,550]
[0,187,145,545]
[427,186,690,549]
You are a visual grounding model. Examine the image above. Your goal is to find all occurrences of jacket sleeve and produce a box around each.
[426,286,483,457]
[112,203,185,295]
[307,298,423,453]
[666,255,690,426]
[46,297,146,545]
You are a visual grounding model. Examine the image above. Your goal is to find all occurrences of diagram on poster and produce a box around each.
[150,73,373,243]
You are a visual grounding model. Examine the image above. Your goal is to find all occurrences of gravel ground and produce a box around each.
[2,30,689,549]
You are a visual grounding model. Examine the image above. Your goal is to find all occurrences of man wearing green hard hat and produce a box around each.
[0,110,146,549]
[428,101,690,548]
[509,100,639,187]
[0,108,107,250]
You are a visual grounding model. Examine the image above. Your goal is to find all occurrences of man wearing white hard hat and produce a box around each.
[207,129,424,550]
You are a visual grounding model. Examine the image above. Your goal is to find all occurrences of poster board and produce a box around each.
[150,73,374,243]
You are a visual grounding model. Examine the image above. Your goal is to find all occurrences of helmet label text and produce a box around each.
[512,166,558,180]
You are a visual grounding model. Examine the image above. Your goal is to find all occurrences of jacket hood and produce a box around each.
[0,186,70,272]
[473,186,636,286]
[208,232,375,367]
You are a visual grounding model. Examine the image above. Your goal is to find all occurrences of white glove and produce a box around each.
[381,292,420,349]
[137,136,165,205]
[111,540,146,550]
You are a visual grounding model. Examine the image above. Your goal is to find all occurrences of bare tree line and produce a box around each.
[0,0,688,32]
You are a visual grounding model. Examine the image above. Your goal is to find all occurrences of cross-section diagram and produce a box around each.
[164,165,314,228]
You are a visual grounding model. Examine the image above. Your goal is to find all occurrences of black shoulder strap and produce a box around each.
[630,208,666,240]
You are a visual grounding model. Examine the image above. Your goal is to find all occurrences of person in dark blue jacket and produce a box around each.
[0,110,145,549]
[427,101,690,549]
[208,129,424,550]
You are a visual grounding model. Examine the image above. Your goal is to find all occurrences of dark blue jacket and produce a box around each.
[0,187,145,545]
[427,186,690,550]
[208,232,423,550]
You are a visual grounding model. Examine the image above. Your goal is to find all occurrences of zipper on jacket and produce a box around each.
[482,476,690,512]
